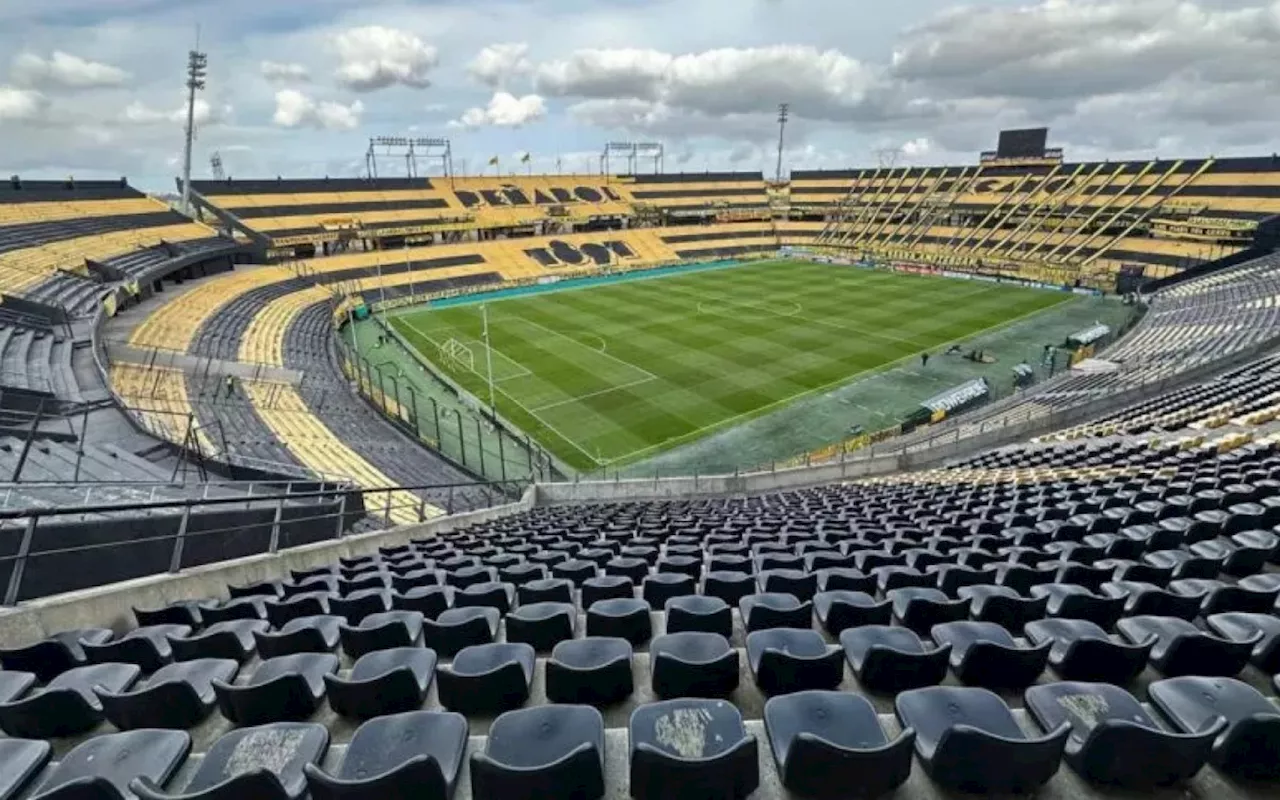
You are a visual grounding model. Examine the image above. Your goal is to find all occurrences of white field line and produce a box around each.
[401,318,532,382]
[400,318,603,464]
[600,292,1076,466]
[497,313,660,381]
[529,375,659,413]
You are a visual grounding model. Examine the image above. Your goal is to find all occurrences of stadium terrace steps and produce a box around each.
[3,464,1279,797]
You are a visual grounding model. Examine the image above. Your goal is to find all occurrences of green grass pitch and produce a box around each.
[389,260,1070,471]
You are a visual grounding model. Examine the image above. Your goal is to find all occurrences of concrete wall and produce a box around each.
[0,488,534,649]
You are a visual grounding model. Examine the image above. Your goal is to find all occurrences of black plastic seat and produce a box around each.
[1055,562,1112,591]
[228,580,281,600]
[198,597,267,625]
[1024,681,1220,788]
[329,590,391,624]
[325,647,436,719]
[650,632,738,698]
[665,596,732,638]
[758,570,817,602]
[746,628,842,696]
[887,587,967,634]
[816,568,876,594]
[0,739,50,800]
[0,662,139,738]
[0,671,34,704]
[255,615,342,658]
[390,568,440,594]
[82,624,189,673]
[584,597,651,645]
[1171,577,1278,616]
[1191,532,1277,577]
[546,637,634,706]
[629,698,758,800]
[1207,611,1280,672]
[1102,580,1202,620]
[133,723,327,800]
[642,573,696,606]
[517,578,573,605]
[305,711,468,800]
[1149,676,1280,780]
[930,564,998,595]
[1117,615,1256,676]
[958,585,1048,630]
[895,686,1068,794]
[339,574,389,597]
[422,607,500,657]
[0,629,110,683]
[763,691,913,799]
[505,602,576,651]
[580,575,633,606]
[391,586,452,618]
[169,620,267,663]
[811,591,889,636]
[840,625,948,694]
[97,657,238,730]
[1024,618,1152,684]
[442,565,497,589]
[438,643,535,715]
[994,563,1057,593]
[339,611,423,659]
[34,729,190,800]
[1031,583,1126,629]
[213,652,338,725]
[552,558,599,585]
[265,593,331,627]
[135,601,203,629]
[931,621,1049,690]
[471,705,604,800]
[1143,549,1224,580]
[605,557,649,582]
[738,593,812,632]
[702,571,755,605]
[454,582,515,614]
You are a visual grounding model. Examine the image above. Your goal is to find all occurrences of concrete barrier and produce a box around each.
[0,488,534,648]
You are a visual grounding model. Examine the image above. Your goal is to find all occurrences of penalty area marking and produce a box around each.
[528,375,659,413]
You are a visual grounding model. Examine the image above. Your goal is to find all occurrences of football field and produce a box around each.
[389,260,1070,471]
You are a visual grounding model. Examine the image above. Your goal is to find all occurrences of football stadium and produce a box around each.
[2,3,1280,798]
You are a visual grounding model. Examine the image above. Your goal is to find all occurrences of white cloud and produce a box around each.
[333,26,439,91]
[0,87,46,121]
[535,45,880,121]
[11,51,129,90]
[900,137,933,158]
[451,91,546,128]
[122,97,231,127]
[467,43,532,87]
[261,61,310,83]
[272,89,363,130]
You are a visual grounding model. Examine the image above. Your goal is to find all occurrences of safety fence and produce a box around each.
[0,477,530,604]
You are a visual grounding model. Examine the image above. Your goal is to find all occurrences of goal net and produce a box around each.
[438,338,475,373]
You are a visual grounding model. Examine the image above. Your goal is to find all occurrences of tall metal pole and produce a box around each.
[775,103,790,183]
[181,41,208,216]
[482,304,497,419]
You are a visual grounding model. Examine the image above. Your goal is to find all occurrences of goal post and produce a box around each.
[438,338,475,373]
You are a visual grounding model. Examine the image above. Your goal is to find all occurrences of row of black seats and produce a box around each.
[3,676,1276,800]
[3,599,1276,741]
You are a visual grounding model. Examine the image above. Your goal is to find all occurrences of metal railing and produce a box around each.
[0,477,531,605]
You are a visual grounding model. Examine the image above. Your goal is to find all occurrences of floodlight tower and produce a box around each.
[775,103,789,183]
[181,46,208,215]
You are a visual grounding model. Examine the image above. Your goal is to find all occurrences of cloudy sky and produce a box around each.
[3,0,1280,192]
